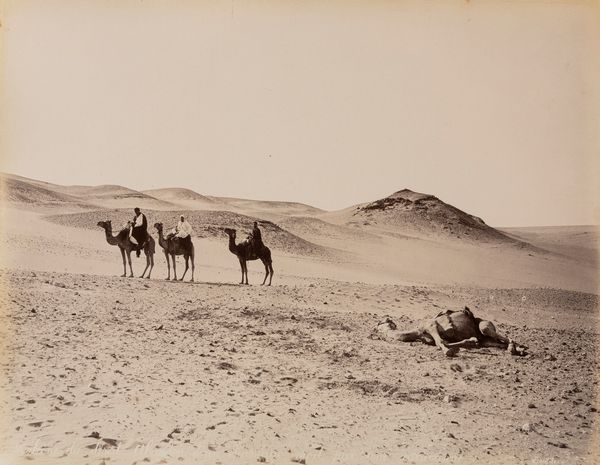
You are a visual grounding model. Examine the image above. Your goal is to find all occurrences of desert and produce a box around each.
[0,172,598,465]
[3,1,600,463]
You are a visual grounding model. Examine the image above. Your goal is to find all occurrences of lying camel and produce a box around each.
[373,307,527,357]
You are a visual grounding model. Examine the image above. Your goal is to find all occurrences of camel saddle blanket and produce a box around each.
[130,237,149,251]
[434,308,477,342]
[436,313,458,340]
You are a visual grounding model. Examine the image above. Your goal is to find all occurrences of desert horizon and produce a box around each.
[3,171,598,230]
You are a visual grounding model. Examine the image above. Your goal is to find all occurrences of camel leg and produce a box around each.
[147,253,153,279]
[261,258,269,285]
[479,338,508,349]
[396,329,428,343]
[480,337,527,355]
[238,258,245,284]
[190,250,195,282]
[180,255,189,281]
[478,320,510,345]
[139,263,148,278]
[268,262,273,286]
[423,321,459,357]
[445,337,480,349]
[120,247,127,277]
[126,250,134,278]
[397,329,437,345]
[478,320,527,354]
[244,261,249,285]
[172,254,178,281]
[140,253,150,278]
[164,252,171,280]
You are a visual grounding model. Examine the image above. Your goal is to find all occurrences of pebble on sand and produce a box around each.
[519,423,535,433]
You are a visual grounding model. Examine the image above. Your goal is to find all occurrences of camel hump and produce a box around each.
[461,306,475,320]
[436,307,475,319]
[434,309,455,319]
[169,235,193,250]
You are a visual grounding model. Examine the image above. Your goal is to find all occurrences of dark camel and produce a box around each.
[224,228,273,285]
[154,223,195,282]
[373,307,527,357]
[97,220,155,278]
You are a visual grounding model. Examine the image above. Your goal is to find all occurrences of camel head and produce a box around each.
[368,316,399,340]
[223,228,236,239]
[376,317,397,331]
[154,222,163,233]
[97,220,112,231]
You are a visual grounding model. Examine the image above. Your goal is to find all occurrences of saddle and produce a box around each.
[434,307,474,320]
[127,234,146,247]
[168,235,191,247]
[434,307,479,342]
[248,242,264,260]
[130,238,148,257]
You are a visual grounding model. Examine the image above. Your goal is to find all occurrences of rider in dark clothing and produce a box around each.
[251,221,263,255]
[131,207,148,257]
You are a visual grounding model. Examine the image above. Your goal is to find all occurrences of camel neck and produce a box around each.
[157,229,167,248]
[228,235,237,254]
[104,226,119,246]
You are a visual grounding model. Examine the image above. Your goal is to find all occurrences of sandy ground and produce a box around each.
[0,197,599,464]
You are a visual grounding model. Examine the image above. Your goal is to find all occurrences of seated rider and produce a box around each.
[250,221,263,254]
[130,207,148,257]
[167,215,193,246]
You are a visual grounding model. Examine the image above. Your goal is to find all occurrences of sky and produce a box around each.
[2,0,599,227]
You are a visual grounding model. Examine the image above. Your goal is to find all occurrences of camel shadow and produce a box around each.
[202,281,250,287]
[161,279,241,287]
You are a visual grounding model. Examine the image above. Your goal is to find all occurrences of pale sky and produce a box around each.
[2,1,599,226]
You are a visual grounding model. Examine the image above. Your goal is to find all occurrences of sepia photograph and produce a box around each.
[1,1,599,464]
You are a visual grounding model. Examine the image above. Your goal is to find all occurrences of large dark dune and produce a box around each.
[347,189,520,243]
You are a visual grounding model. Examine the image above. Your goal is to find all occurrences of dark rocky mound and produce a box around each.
[353,189,515,243]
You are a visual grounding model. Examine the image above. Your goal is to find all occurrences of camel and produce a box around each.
[373,307,527,357]
[97,220,155,278]
[154,223,195,282]
[223,228,274,285]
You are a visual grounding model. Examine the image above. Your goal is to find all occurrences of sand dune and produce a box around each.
[211,196,325,222]
[502,226,599,265]
[278,216,382,251]
[141,187,226,211]
[323,189,517,244]
[61,185,180,211]
[0,174,94,212]
[142,187,213,202]
[45,209,339,259]
[1,172,68,191]
[1,174,180,211]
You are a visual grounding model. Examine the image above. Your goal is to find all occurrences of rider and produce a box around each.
[251,221,263,254]
[168,215,193,246]
[130,207,148,257]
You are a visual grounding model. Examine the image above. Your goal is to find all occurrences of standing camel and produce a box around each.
[154,223,195,282]
[224,228,273,285]
[97,220,155,278]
